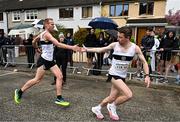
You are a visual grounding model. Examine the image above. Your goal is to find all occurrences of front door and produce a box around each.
[137,27,146,46]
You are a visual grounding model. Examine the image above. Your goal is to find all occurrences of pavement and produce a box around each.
[0,69,180,121]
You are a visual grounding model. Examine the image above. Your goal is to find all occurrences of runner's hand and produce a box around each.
[145,76,151,88]
[81,44,88,52]
[72,44,81,52]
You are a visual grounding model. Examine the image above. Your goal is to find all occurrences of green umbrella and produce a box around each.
[12,24,33,29]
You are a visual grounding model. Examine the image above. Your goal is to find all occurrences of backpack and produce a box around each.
[92,62,101,75]
[91,54,101,75]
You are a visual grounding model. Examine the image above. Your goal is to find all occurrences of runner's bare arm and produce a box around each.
[45,32,80,52]
[135,45,151,88]
[32,35,40,49]
[82,42,116,53]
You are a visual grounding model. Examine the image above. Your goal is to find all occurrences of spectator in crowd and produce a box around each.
[4,35,16,66]
[103,34,112,66]
[1,33,8,64]
[84,28,97,68]
[66,32,74,66]
[137,27,154,77]
[23,34,35,68]
[175,37,180,84]
[51,33,68,85]
[158,30,179,83]
[96,32,106,68]
[15,35,22,57]
[0,32,6,65]
[175,57,180,84]
[150,31,160,73]
[141,27,155,60]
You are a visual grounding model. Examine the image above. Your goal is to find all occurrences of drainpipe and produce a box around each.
[6,11,9,34]
[99,1,102,17]
[3,0,9,34]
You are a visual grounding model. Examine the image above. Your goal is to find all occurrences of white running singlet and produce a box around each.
[109,42,136,78]
[40,31,54,61]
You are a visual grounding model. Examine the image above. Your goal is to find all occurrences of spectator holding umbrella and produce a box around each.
[96,32,106,68]
[84,28,97,68]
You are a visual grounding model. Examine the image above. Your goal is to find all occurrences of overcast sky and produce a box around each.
[166,0,180,13]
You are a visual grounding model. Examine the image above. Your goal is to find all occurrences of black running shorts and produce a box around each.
[36,56,56,70]
[108,74,126,82]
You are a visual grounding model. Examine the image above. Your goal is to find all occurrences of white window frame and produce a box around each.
[12,11,21,21]
[25,10,38,21]
[82,6,92,18]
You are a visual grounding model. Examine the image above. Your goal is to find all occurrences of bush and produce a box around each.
[73,27,89,46]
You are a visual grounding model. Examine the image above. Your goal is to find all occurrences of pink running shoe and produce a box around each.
[107,103,120,121]
[91,106,104,120]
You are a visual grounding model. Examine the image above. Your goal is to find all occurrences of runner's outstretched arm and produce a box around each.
[45,32,80,52]
[32,35,40,49]
[82,42,116,53]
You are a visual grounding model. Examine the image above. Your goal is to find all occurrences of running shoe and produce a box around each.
[91,106,104,120]
[107,103,120,121]
[55,97,70,107]
[14,89,21,104]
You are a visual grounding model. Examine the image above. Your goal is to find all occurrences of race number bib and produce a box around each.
[114,63,129,71]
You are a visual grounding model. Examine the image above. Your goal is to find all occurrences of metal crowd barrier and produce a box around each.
[0,45,37,69]
[135,49,180,83]
[0,45,179,83]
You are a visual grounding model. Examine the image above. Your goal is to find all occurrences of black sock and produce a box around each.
[57,95,62,99]
[18,89,23,98]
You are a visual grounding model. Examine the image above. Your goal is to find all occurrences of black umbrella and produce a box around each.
[88,17,118,30]
[105,29,118,38]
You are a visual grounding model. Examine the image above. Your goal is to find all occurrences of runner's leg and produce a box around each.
[21,66,45,92]
[50,65,63,96]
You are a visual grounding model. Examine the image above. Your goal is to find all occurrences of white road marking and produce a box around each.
[0,72,18,77]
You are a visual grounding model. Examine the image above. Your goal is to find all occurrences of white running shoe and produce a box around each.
[107,103,120,121]
[91,106,104,120]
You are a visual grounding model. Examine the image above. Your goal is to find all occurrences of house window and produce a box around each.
[25,10,38,21]
[59,8,73,18]
[82,7,92,18]
[0,13,3,21]
[139,2,154,15]
[110,4,129,16]
[12,11,21,21]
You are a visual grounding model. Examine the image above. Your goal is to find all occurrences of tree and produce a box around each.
[165,10,180,26]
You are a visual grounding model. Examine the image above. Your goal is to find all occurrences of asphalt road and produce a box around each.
[0,70,180,121]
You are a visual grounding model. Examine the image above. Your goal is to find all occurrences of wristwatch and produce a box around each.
[144,74,150,77]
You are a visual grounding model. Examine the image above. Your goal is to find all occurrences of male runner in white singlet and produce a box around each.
[82,27,151,120]
[14,18,80,107]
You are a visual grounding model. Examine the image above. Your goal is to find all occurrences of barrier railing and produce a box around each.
[0,45,179,84]
[0,45,37,69]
